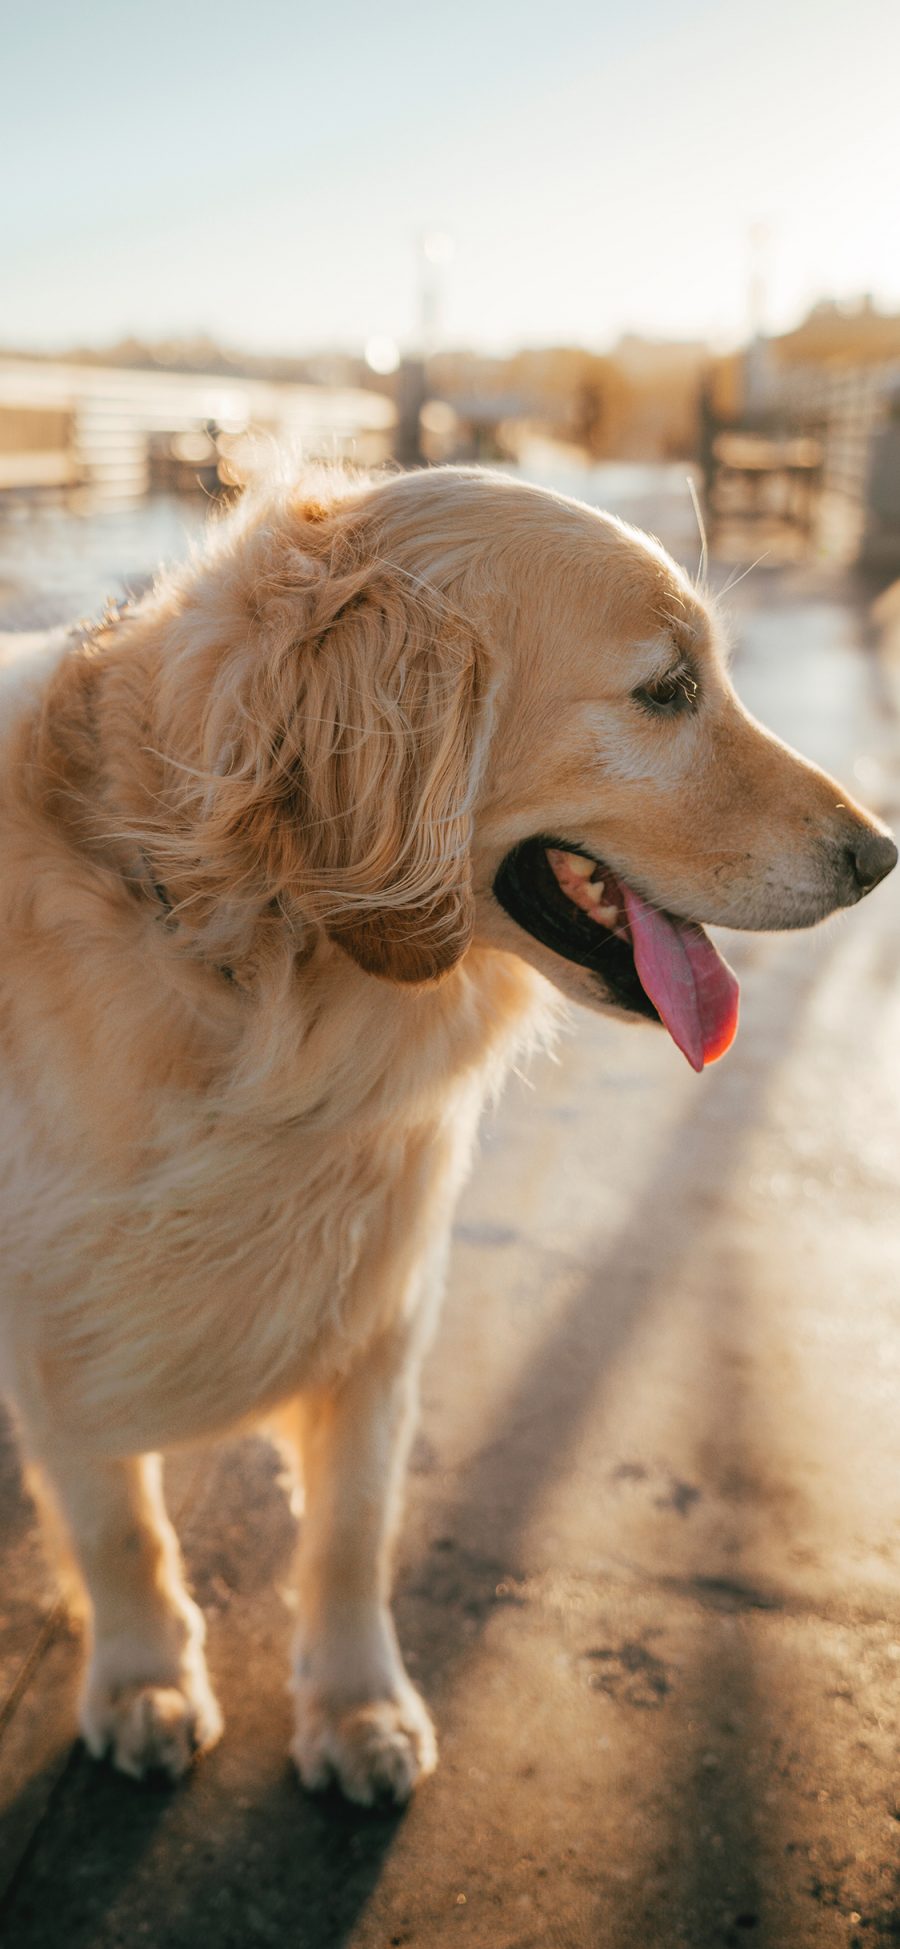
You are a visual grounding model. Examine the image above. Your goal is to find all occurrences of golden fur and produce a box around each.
[0,465,892,1802]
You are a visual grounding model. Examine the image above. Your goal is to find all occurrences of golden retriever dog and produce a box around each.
[0,466,895,1805]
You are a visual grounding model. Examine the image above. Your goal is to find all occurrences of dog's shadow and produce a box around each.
[0,1433,407,1947]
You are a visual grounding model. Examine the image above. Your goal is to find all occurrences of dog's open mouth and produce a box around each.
[493,837,740,1071]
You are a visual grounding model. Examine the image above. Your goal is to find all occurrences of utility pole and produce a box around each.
[745,220,773,418]
[395,231,454,467]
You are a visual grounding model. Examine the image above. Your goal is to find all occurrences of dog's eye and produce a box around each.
[633,666,699,717]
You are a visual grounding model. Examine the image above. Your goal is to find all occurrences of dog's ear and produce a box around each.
[282,551,491,985]
[146,507,491,984]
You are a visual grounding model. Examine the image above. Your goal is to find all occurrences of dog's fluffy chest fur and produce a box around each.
[2,1082,481,1452]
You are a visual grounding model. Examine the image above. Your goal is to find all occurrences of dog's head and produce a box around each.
[154,467,896,1064]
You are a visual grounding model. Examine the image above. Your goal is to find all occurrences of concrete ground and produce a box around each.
[1,554,899,1947]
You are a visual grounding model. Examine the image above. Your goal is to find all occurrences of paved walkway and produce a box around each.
[1,563,899,1947]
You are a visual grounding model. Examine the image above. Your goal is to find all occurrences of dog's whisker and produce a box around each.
[686,472,708,592]
[717,549,771,599]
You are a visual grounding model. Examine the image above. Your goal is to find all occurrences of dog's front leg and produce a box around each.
[288,1320,436,1806]
[34,1448,222,1780]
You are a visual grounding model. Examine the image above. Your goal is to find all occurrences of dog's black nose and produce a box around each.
[849,829,898,894]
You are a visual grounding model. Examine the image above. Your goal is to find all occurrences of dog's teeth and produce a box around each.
[584,882,620,927]
[561,852,594,879]
[547,848,619,926]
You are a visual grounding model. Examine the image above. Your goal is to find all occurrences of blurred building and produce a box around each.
[427,338,709,464]
[601,335,709,459]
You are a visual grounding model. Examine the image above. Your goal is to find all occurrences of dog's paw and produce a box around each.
[291,1686,437,1806]
[81,1665,223,1781]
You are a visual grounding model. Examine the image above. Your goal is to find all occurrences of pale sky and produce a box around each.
[4,0,900,357]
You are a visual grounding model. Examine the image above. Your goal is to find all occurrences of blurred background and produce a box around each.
[3,6,900,1947]
[2,0,900,614]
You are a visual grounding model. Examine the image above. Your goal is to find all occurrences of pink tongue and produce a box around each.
[622,887,740,1072]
